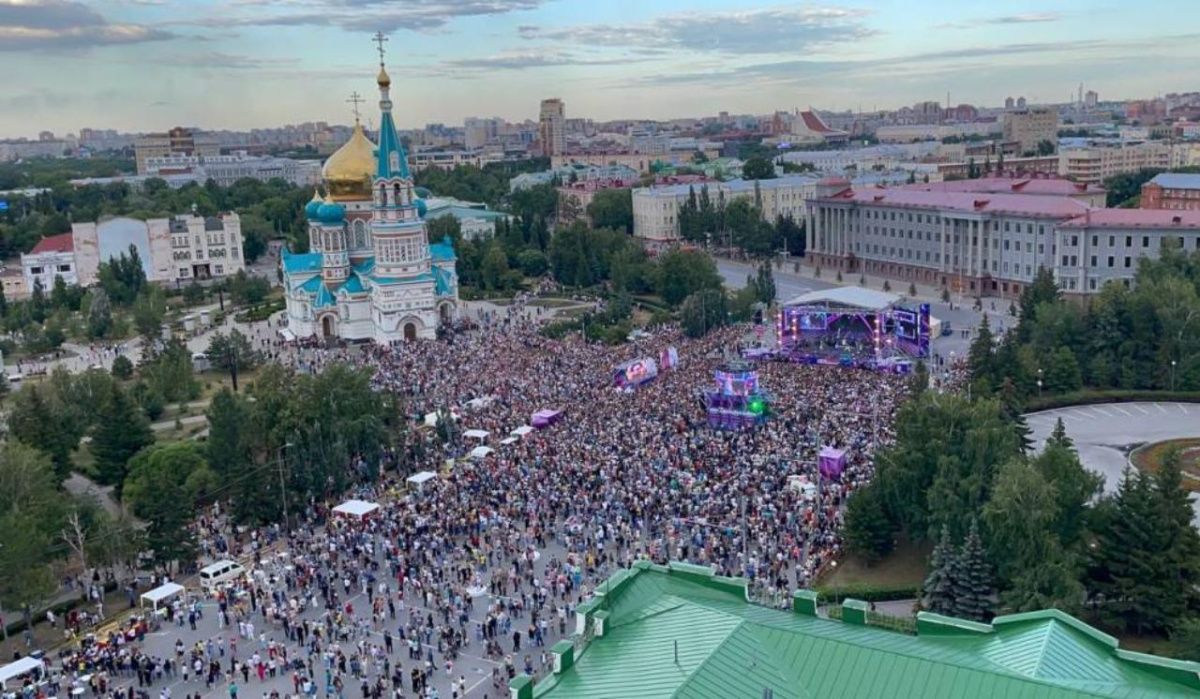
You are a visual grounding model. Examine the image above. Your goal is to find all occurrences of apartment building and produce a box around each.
[1058,141,1172,185]
[1002,108,1058,155]
[1056,209,1200,292]
[1140,173,1200,210]
[134,127,220,174]
[71,213,244,287]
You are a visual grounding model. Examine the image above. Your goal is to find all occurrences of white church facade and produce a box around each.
[282,54,458,343]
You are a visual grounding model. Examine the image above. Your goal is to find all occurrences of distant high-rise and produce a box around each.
[1085,90,1099,109]
[1016,96,1027,109]
[1004,96,1015,110]
[538,98,565,157]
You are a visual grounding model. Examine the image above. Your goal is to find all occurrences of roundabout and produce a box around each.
[1025,401,1200,524]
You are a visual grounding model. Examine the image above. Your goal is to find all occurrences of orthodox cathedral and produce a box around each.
[282,48,458,342]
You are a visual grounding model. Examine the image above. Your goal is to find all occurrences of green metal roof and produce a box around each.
[530,563,1200,699]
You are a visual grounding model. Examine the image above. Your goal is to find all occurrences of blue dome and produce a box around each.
[304,199,322,220]
[415,198,428,218]
[317,201,345,224]
[414,186,432,199]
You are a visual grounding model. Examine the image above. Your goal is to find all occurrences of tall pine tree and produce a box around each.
[922,525,958,615]
[951,520,994,621]
[1087,468,1161,634]
[91,383,154,487]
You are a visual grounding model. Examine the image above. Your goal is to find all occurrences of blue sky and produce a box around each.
[1,0,1198,138]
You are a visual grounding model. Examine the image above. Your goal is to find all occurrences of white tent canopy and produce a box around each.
[406,471,437,491]
[0,656,45,688]
[462,429,490,440]
[499,437,518,446]
[783,287,900,311]
[139,582,184,611]
[469,446,495,460]
[332,499,380,518]
[511,425,534,438]
[464,396,496,411]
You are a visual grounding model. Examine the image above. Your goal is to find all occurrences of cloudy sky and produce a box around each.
[2,0,1198,138]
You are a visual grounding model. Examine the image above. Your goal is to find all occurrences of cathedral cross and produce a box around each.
[346,92,364,122]
[372,31,388,66]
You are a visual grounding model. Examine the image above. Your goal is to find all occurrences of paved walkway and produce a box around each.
[1025,401,1200,524]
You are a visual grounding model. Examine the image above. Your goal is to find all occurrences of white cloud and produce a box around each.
[517,6,876,55]
[0,0,174,50]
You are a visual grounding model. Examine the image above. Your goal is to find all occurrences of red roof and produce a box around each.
[1060,209,1200,229]
[29,232,74,254]
[903,177,1104,196]
[799,111,845,135]
[821,188,1091,218]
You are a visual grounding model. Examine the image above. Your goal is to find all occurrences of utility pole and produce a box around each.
[740,493,749,580]
[278,442,293,532]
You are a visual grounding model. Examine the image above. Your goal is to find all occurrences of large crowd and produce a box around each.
[11,312,909,699]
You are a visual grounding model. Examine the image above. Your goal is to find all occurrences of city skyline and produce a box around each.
[2,0,1199,138]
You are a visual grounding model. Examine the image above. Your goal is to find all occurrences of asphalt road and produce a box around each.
[1025,401,1200,524]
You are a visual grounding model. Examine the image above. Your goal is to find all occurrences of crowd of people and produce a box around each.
[13,309,910,699]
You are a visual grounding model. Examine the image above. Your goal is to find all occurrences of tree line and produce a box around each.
[676,184,805,258]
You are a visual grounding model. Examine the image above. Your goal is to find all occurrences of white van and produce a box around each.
[198,560,245,590]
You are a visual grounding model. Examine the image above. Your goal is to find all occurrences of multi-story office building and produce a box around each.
[806,187,1090,297]
[134,127,220,174]
[633,175,820,246]
[538,99,566,157]
[1058,141,1172,184]
[905,177,1108,207]
[1139,173,1200,210]
[71,213,244,286]
[1055,209,1200,293]
[808,181,1200,298]
[1002,108,1058,155]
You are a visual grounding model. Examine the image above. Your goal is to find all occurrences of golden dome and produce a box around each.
[376,66,391,89]
[322,121,376,199]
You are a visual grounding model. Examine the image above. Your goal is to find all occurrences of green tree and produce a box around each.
[966,315,996,391]
[656,248,722,306]
[480,242,511,290]
[111,354,134,380]
[951,520,994,621]
[586,189,634,234]
[922,526,958,615]
[8,383,81,481]
[680,288,727,338]
[29,277,48,323]
[753,261,776,305]
[516,249,548,277]
[741,156,776,180]
[91,382,154,487]
[85,287,113,339]
[142,339,200,402]
[122,442,216,518]
[131,285,166,339]
[206,329,261,390]
[843,484,895,563]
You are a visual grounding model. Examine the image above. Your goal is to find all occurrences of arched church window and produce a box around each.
[353,220,366,249]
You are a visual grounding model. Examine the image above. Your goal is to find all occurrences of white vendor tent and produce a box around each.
[139,582,185,611]
[511,425,534,438]
[0,656,45,689]
[332,499,380,519]
[406,471,437,492]
[463,429,490,440]
[499,437,518,446]
[469,446,495,460]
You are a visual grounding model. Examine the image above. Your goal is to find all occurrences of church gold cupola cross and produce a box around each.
[346,92,364,122]
[372,31,388,66]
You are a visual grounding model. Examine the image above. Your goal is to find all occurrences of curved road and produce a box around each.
[1025,401,1200,524]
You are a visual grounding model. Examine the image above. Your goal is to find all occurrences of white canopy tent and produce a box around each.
[464,396,496,411]
[406,471,437,492]
[499,437,518,446]
[510,425,534,438]
[469,446,495,460]
[462,429,490,440]
[782,287,900,311]
[0,656,45,689]
[332,499,380,519]
[139,582,185,611]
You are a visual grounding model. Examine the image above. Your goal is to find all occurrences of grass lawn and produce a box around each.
[1131,438,1200,492]
[821,536,931,589]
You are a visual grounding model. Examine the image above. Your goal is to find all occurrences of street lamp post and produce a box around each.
[1171,359,1178,391]
[1037,368,1044,397]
